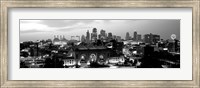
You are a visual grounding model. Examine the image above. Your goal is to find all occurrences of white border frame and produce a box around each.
[8,8,192,80]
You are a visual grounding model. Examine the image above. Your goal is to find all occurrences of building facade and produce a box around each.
[91,28,98,42]
[125,32,130,40]
[144,33,160,44]
[86,30,90,43]
[74,46,111,66]
[133,31,137,41]
[53,35,68,45]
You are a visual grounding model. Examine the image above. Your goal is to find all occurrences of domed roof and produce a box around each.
[53,38,60,42]
[60,38,67,42]
[61,38,68,42]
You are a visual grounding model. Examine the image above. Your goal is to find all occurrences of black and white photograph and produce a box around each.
[20,19,180,68]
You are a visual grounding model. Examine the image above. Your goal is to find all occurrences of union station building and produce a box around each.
[74,46,111,67]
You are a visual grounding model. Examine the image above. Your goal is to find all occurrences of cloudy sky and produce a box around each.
[20,19,180,42]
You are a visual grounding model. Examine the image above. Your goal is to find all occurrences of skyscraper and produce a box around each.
[144,34,151,44]
[81,35,86,42]
[108,32,112,41]
[91,28,97,42]
[116,36,122,42]
[86,30,90,43]
[144,33,160,44]
[137,34,142,41]
[125,32,130,40]
[100,29,106,39]
[134,31,137,41]
[152,34,160,44]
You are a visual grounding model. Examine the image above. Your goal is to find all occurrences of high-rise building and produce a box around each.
[98,34,101,39]
[86,30,90,43]
[108,32,113,41]
[81,35,86,43]
[133,31,137,41]
[152,34,160,44]
[144,33,160,44]
[125,32,130,40]
[144,34,152,44]
[137,34,142,41]
[116,36,122,42]
[91,28,97,42]
[100,29,106,38]
[99,29,107,42]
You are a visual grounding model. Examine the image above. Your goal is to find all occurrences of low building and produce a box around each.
[108,56,125,65]
[63,57,76,67]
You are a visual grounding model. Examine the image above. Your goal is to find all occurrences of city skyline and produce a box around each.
[20,19,180,42]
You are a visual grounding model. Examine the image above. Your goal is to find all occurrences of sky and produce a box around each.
[20,19,180,42]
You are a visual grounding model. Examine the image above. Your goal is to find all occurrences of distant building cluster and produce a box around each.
[53,35,68,45]
[83,28,122,43]
[52,28,162,46]
[125,31,160,45]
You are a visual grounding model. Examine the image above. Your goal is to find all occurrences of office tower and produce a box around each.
[125,32,130,40]
[100,29,106,39]
[81,35,86,42]
[91,28,97,42]
[86,30,90,43]
[137,34,142,41]
[144,33,160,44]
[107,32,113,41]
[116,36,122,42]
[134,31,137,41]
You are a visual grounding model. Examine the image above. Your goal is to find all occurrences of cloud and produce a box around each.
[20,29,47,34]
[39,20,77,27]
[20,19,180,42]
[39,20,95,27]
[20,20,97,33]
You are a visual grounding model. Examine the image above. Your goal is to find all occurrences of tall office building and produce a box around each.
[86,30,90,43]
[116,36,122,42]
[144,33,152,44]
[133,31,137,41]
[144,33,160,44]
[99,29,107,42]
[108,32,113,41]
[137,34,142,41]
[100,29,106,38]
[91,28,98,42]
[125,32,130,40]
[152,34,160,44]
[81,35,86,43]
